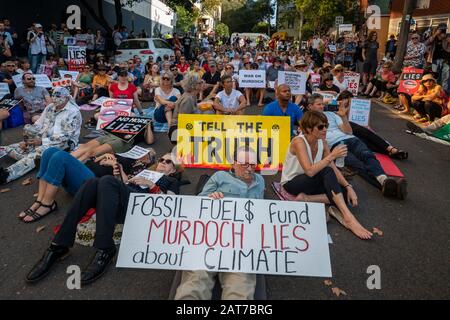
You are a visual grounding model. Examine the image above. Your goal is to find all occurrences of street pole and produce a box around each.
[392,0,418,73]
[298,11,303,42]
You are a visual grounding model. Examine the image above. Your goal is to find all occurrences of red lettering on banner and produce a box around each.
[193,220,206,245]
[178,220,192,245]
[147,219,167,243]
[205,221,219,247]
[232,223,244,249]
[261,224,270,249]
[219,222,230,248]
[280,224,290,250]
[293,225,310,252]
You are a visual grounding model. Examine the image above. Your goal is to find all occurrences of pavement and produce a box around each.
[0,99,449,300]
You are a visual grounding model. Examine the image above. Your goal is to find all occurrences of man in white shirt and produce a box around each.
[29,24,47,74]
[214,75,247,115]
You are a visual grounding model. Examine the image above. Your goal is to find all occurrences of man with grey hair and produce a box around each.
[175,145,265,300]
[0,87,82,184]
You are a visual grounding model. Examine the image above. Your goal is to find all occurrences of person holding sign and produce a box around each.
[0,87,82,185]
[214,75,247,115]
[26,153,183,285]
[281,111,372,240]
[175,146,264,300]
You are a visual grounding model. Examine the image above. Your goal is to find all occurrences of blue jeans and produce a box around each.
[154,96,178,123]
[30,53,45,74]
[341,137,385,189]
[37,148,95,195]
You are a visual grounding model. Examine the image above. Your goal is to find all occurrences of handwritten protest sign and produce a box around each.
[278,71,307,95]
[0,83,10,99]
[238,70,266,88]
[64,37,76,46]
[116,194,332,278]
[176,114,290,172]
[344,72,361,96]
[318,92,338,105]
[132,170,164,189]
[349,99,371,127]
[52,79,72,88]
[103,116,151,142]
[68,46,86,72]
[398,67,424,95]
[310,73,321,90]
[339,24,353,34]
[13,74,52,89]
[0,98,22,111]
[117,145,151,160]
[96,99,133,130]
[328,44,337,52]
[59,70,79,80]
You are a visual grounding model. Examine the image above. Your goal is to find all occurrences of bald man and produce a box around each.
[262,84,304,138]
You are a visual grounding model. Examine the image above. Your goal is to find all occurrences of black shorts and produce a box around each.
[363,60,378,75]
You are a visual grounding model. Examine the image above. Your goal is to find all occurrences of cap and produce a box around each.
[35,23,43,28]
[257,56,263,60]
[52,87,71,98]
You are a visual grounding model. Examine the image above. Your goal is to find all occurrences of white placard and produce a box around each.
[36,64,45,75]
[117,145,151,160]
[132,170,164,189]
[64,37,76,46]
[278,71,307,95]
[0,83,10,99]
[97,99,133,130]
[344,72,361,96]
[268,81,275,89]
[13,74,52,88]
[328,44,337,52]
[59,70,79,80]
[339,24,353,34]
[349,98,371,127]
[90,96,110,106]
[316,91,338,105]
[117,194,332,278]
[238,70,266,88]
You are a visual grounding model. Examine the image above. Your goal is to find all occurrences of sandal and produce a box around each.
[18,201,42,220]
[23,201,58,224]
[388,147,408,160]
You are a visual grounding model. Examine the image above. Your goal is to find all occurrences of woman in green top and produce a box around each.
[74,65,94,100]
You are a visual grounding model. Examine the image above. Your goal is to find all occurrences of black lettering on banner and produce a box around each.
[207,137,222,163]
[285,251,298,274]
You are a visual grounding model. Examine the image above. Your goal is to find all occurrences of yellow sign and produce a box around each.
[176,114,290,172]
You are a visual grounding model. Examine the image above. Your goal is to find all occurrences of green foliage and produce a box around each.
[175,5,198,33]
[252,22,269,34]
[215,22,230,38]
[222,0,274,33]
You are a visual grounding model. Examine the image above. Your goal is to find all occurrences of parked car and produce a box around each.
[114,38,174,64]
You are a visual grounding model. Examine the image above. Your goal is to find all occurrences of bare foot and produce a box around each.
[342,217,373,240]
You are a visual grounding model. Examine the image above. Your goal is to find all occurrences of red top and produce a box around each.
[176,63,190,73]
[109,83,137,99]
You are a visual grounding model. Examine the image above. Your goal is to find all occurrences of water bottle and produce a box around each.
[335,141,346,168]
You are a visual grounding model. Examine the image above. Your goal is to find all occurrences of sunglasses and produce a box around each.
[162,77,171,81]
[237,162,257,168]
[158,158,173,165]
[317,124,329,130]
[25,77,36,81]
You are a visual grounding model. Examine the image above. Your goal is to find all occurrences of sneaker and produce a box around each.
[396,178,407,200]
[382,178,398,198]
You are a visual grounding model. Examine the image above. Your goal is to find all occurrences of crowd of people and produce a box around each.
[1,17,449,300]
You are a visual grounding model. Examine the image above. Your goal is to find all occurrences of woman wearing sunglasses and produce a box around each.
[26,153,184,285]
[412,74,448,123]
[281,110,373,240]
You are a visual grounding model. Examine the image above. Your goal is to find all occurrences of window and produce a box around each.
[118,40,149,50]
[153,39,172,49]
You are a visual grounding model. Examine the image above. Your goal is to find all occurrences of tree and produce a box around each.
[222,0,274,33]
[215,22,230,38]
[392,0,418,73]
[175,5,199,33]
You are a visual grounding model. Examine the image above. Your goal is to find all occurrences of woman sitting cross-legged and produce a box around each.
[18,147,157,223]
[26,153,184,285]
[281,110,373,240]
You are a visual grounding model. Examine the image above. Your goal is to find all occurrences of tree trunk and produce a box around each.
[80,0,112,33]
[392,0,417,73]
[114,0,123,28]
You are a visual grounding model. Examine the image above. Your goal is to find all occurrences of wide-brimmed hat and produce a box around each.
[421,74,437,83]
[295,60,307,67]
[333,64,344,71]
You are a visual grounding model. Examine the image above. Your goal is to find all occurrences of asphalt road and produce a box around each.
[0,100,449,300]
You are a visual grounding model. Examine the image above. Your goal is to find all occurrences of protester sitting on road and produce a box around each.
[14,72,52,123]
[16,58,32,74]
[214,75,247,115]
[18,147,156,223]
[0,60,19,93]
[168,73,202,144]
[362,61,396,99]
[154,72,181,126]
[263,84,303,138]
[91,65,111,101]
[281,110,372,240]
[0,87,82,184]
[175,146,264,300]
[73,65,94,101]
[319,73,340,94]
[332,64,348,93]
[412,74,448,123]
[142,63,160,102]
[200,60,221,100]
[307,91,407,199]
[26,153,183,285]
[307,93,408,160]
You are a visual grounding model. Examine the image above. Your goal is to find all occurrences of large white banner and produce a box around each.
[238,70,266,88]
[278,71,308,95]
[117,194,332,278]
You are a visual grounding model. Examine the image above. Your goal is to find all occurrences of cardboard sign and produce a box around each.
[328,44,337,52]
[59,70,79,80]
[132,170,164,189]
[97,99,133,130]
[238,70,266,88]
[176,114,290,172]
[397,67,424,95]
[36,64,45,75]
[349,98,371,127]
[344,72,361,96]
[317,92,338,105]
[339,24,353,34]
[52,79,72,88]
[68,46,86,72]
[311,73,321,89]
[116,194,332,278]
[13,74,52,89]
[102,116,151,142]
[0,98,22,111]
[278,71,307,95]
[0,83,10,99]
[64,37,76,46]
[117,145,151,160]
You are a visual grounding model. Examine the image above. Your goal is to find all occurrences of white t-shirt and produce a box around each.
[216,89,243,110]
[155,87,180,107]
[333,77,349,93]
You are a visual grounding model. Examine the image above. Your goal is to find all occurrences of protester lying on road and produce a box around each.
[26,153,183,285]
[175,146,264,300]
[281,110,372,239]
[18,147,156,223]
[0,87,81,184]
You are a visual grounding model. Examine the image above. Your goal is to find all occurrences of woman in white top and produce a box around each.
[281,111,372,240]
[154,72,181,126]
[332,64,348,93]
